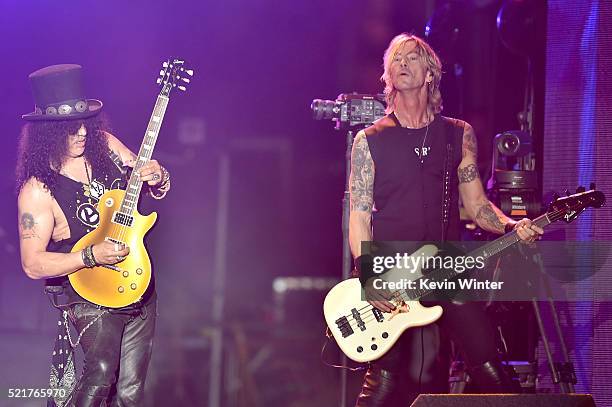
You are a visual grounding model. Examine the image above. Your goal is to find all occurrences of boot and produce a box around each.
[70,384,112,407]
[468,360,519,393]
[355,367,401,406]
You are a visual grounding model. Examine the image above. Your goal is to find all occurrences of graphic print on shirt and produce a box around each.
[76,175,122,228]
[414,146,432,158]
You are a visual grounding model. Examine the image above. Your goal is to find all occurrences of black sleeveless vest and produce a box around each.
[47,154,125,256]
[45,153,155,307]
[365,114,464,242]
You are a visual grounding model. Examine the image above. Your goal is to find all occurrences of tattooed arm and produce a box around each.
[18,179,86,279]
[349,130,374,257]
[457,122,514,234]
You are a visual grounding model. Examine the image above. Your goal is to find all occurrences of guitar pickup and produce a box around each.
[335,316,354,338]
[351,308,366,332]
[372,307,384,323]
[113,211,134,227]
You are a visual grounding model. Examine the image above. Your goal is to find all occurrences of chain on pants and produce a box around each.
[67,300,156,407]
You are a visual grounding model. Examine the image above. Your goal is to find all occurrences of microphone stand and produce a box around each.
[340,128,354,407]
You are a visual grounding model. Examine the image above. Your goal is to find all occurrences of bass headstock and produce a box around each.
[548,184,605,224]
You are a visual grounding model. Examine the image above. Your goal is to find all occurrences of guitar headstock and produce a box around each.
[548,184,606,224]
[156,58,194,97]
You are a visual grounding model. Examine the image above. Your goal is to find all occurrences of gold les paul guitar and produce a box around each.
[69,58,193,308]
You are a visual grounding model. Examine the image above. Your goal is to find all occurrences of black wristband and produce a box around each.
[82,246,96,268]
[81,249,90,267]
[88,245,98,266]
[355,254,375,287]
[504,221,516,234]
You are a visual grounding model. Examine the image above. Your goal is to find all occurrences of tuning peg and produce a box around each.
[590,182,596,190]
[178,85,187,91]
[162,61,169,68]
[576,186,586,193]
[181,68,194,76]
[159,69,166,76]
[156,78,163,84]
[181,77,190,83]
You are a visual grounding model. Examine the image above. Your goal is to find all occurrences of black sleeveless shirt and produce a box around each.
[365,113,464,242]
[46,153,155,306]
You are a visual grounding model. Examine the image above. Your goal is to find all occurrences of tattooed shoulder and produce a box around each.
[462,123,478,159]
[458,163,479,184]
[20,213,36,229]
[20,212,40,240]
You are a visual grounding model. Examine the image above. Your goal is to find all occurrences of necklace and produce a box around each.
[419,123,430,165]
[84,159,91,184]
[83,160,94,204]
[393,112,433,163]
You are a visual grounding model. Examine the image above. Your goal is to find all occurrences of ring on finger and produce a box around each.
[152,173,160,181]
[117,255,124,261]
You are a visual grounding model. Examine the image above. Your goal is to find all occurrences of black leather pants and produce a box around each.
[355,301,512,406]
[67,300,156,407]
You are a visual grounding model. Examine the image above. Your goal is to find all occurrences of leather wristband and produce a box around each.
[88,245,98,266]
[81,245,96,268]
[355,254,375,287]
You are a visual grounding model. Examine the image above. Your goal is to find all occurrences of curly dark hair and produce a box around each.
[16,113,117,195]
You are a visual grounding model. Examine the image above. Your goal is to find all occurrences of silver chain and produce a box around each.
[419,122,430,164]
[63,308,108,348]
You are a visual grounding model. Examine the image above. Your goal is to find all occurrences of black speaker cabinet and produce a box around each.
[411,394,596,407]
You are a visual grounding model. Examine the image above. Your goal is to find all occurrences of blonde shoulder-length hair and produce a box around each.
[380,34,443,115]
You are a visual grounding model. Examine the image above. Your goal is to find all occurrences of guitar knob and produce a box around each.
[136,268,143,275]
[130,283,137,290]
[123,271,129,278]
[118,286,124,293]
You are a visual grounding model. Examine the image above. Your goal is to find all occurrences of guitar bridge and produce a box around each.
[105,237,126,246]
[335,316,354,338]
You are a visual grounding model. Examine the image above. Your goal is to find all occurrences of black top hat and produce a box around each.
[22,64,103,121]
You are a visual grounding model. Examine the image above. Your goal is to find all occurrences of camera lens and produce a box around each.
[311,99,337,120]
[498,132,521,156]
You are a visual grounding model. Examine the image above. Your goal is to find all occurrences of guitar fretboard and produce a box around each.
[402,213,552,301]
[119,95,169,215]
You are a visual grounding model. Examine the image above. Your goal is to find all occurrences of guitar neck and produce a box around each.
[119,94,169,215]
[405,213,553,301]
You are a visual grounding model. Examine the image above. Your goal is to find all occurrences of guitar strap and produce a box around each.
[442,119,463,242]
